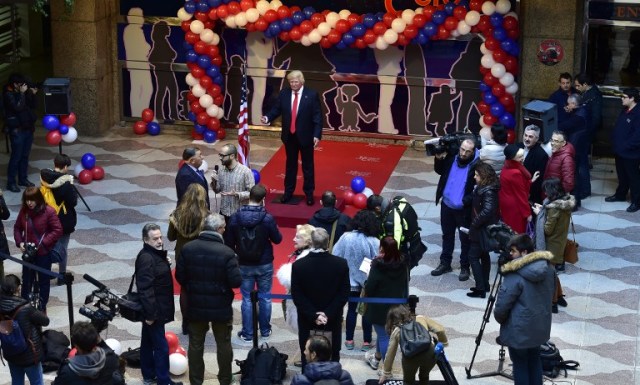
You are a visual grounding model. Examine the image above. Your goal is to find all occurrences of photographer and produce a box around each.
[494,234,555,385]
[13,187,62,311]
[432,138,479,281]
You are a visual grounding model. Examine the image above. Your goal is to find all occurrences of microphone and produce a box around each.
[83,274,106,290]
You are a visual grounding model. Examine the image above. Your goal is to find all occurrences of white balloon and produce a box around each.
[270,0,283,10]
[482,2,496,15]
[199,159,209,173]
[491,63,506,78]
[169,353,188,375]
[465,10,481,26]
[479,115,490,128]
[309,30,322,44]
[375,36,389,50]
[499,73,515,87]
[62,127,78,143]
[383,29,398,44]
[74,163,84,177]
[200,29,214,43]
[391,18,406,34]
[506,12,518,20]
[216,109,224,119]
[479,126,492,140]
[199,94,213,109]
[362,187,373,198]
[338,9,351,19]
[480,43,489,55]
[189,20,204,34]
[401,9,415,24]
[326,12,340,27]
[211,33,220,46]
[415,7,423,14]
[451,29,460,38]
[457,20,471,35]
[192,84,206,98]
[105,339,122,355]
[225,17,237,28]
[301,36,312,46]
[317,22,331,36]
[235,13,248,27]
[256,0,270,15]
[177,8,192,21]
[206,104,219,117]
[496,0,512,14]
[185,73,198,87]
[506,82,519,95]
[246,8,260,23]
[481,54,495,69]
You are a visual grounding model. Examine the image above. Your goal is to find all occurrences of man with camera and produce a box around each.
[135,223,181,385]
[431,138,479,281]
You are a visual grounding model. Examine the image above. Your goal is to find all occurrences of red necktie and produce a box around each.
[290,91,299,134]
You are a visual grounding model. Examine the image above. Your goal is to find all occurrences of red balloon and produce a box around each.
[335,19,350,34]
[507,27,520,40]
[185,32,199,45]
[411,14,426,28]
[353,193,368,209]
[210,84,222,98]
[383,12,395,27]
[503,16,518,31]
[217,5,229,19]
[483,114,497,126]
[477,101,490,115]
[211,56,222,66]
[404,25,419,40]
[190,101,204,114]
[500,95,516,113]
[444,16,458,31]
[373,22,387,36]
[277,6,291,19]
[199,76,213,90]
[343,190,355,205]
[493,49,507,63]
[141,108,154,123]
[46,130,62,145]
[227,2,241,15]
[492,84,505,97]
[347,13,361,26]
[354,38,367,49]
[191,131,204,140]
[289,27,302,41]
[310,13,324,26]
[174,346,187,356]
[186,91,197,103]
[483,73,498,86]
[476,15,490,32]
[204,20,214,30]
[504,57,519,75]
[197,112,209,126]
[279,31,290,41]
[133,121,147,135]
[165,332,179,353]
[437,25,450,40]
[363,30,377,45]
[194,11,208,22]
[191,66,205,78]
[194,41,207,55]
[485,37,499,51]
[207,8,219,20]
[69,348,77,358]
[214,95,224,106]
[240,0,254,11]
[320,37,332,49]
[181,20,191,32]
[479,66,490,75]
[246,23,256,32]
[507,130,516,144]
[78,170,93,185]
[255,18,268,32]
[299,20,313,34]
[327,30,342,44]
[422,5,435,21]
[469,0,483,12]
[60,112,77,126]
[207,117,221,131]
[264,10,278,23]
[453,6,467,21]
[217,128,226,140]
[91,166,105,180]
[396,34,409,46]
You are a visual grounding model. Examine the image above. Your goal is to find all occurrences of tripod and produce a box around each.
[465,264,513,380]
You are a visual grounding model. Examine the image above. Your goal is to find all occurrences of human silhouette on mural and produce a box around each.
[149,20,179,121]
[426,85,460,137]
[123,7,152,118]
[405,44,428,136]
[334,84,376,132]
[450,37,483,133]
[272,42,336,128]
[374,46,404,135]
[245,32,274,125]
[224,55,244,122]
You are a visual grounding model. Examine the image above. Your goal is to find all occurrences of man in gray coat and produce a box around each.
[494,234,555,385]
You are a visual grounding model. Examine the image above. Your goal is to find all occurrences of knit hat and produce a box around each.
[503,144,520,160]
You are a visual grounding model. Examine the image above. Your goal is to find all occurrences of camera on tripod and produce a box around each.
[80,275,121,332]
[424,132,480,157]
[21,242,38,263]
[486,222,516,265]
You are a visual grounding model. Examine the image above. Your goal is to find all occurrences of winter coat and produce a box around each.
[332,231,379,288]
[308,207,351,249]
[364,258,408,326]
[175,231,242,322]
[611,104,640,160]
[167,211,203,260]
[0,195,10,256]
[479,139,506,175]
[2,84,37,131]
[494,251,555,349]
[135,243,174,323]
[544,142,576,194]
[40,170,78,235]
[0,295,49,366]
[434,151,479,207]
[291,361,354,385]
[499,160,532,234]
[276,248,311,332]
[519,142,548,204]
[536,195,575,264]
[13,204,63,257]
[52,341,124,385]
[469,183,500,244]
[226,205,282,266]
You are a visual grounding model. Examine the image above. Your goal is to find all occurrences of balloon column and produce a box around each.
[179,0,520,139]
[343,176,374,209]
[42,113,79,145]
[165,331,188,375]
[74,152,105,185]
[133,108,162,136]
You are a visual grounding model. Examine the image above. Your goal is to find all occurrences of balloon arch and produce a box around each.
[178,0,520,143]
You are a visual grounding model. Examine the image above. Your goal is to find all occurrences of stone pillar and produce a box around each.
[49,0,120,135]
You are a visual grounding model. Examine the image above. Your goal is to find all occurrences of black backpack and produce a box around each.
[121,346,141,368]
[399,319,432,358]
[540,341,579,378]
[381,197,427,269]
[0,306,30,358]
[234,216,268,264]
[41,330,71,372]
[236,344,288,385]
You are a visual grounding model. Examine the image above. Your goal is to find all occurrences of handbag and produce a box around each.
[357,287,367,316]
[118,272,144,322]
[563,215,579,264]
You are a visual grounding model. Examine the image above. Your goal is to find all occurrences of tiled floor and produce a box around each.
[0,129,638,385]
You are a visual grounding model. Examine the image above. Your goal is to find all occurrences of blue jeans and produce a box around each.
[373,323,390,361]
[9,362,43,385]
[508,346,543,385]
[239,263,273,337]
[55,234,70,275]
[20,253,52,311]
[140,321,171,385]
[345,289,372,342]
[7,129,34,186]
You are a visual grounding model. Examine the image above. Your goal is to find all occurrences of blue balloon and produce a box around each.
[280,18,293,32]
[81,153,96,170]
[184,1,196,14]
[351,177,366,193]
[483,93,497,105]
[194,124,206,134]
[186,50,198,63]
[432,11,446,25]
[42,115,60,130]
[342,32,355,45]
[147,122,161,136]
[493,27,507,42]
[58,124,69,135]
[252,169,261,184]
[336,41,347,50]
[303,6,315,18]
[351,23,366,38]
[207,0,221,7]
[188,111,197,122]
[507,42,520,56]
[490,103,505,117]
[417,32,428,45]
[479,82,490,92]
[490,13,503,27]
[423,23,437,37]
[268,22,281,36]
[197,55,211,69]
[203,129,217,143]
[292,11,305,25]
[500,113,515,128]
[182,42,193,51]
[214,75,223,85]
[458,0,469,6]
[363,14,376,28]
[206,65,220,78]
[444,2,455,15]
[196,1,209,12]
[264,29,273,39]
[376,12,384,22]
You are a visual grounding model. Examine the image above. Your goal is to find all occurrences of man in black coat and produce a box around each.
[518,125,550,204]
[135,223,181,385]
[308,191,350,252]
[262,70,323,205]
[291,228,350,370]
[175,147,210,209]
[176,213,242,385]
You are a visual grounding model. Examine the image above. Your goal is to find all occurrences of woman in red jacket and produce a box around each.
[500,145,540,233]
[13,186,62,311]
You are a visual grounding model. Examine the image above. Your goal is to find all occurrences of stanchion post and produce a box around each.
[408,294,419,315]
[63,272,75,330]
[250,290,258,348]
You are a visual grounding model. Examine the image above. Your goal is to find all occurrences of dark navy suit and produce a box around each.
[175,164,210,209]
[266,86,322,198]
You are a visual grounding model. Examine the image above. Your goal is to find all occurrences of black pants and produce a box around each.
[284,134,314,197]
[439,204,470,268]
[614,155,640,204]
[468,241,491,291]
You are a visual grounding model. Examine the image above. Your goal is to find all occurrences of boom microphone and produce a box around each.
[83,274,107,290]
[424,138,441,145]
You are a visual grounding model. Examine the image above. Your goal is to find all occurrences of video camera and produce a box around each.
[486,222,516,266]
[424,132,480,157]
[21,243,38,263]
[80,274,125,332]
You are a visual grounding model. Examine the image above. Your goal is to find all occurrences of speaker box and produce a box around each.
[43,78,71,115]
[522,100,557,143]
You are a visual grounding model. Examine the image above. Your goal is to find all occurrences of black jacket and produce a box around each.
[308,207,350,246]
[434,152,478,208]
[175,231,242,322]
[227,205,282,266]
[40,169,78,234]
[175,164,210,209]
[469,184,500,242]
[364,258,408,325]
[53,341,124,385]
[0,195,10,255]
[0,295,49,366]
[2,84,37,131]
[135,244,174,322]
[518,142,549,204]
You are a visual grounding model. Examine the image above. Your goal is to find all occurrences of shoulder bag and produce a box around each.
[118,272,144,322]
[563,215,579,264]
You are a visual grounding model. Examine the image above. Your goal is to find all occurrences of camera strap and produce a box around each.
[26,216,46,251]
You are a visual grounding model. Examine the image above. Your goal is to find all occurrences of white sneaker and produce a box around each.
[365,350,379,370]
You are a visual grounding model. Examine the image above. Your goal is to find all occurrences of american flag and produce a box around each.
[237,64,250,167]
